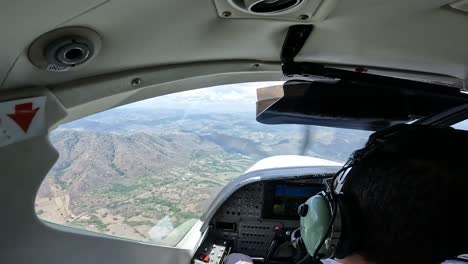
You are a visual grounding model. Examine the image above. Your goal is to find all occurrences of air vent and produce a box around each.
[234,0,303,14]
[28,27,101,72]
[214,0,337,21]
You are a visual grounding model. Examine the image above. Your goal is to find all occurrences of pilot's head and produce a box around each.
[300,125,468,264]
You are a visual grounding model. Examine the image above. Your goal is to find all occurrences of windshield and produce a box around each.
[35,82,371,246]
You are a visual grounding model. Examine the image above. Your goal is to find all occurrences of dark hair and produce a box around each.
[343,126,468,264]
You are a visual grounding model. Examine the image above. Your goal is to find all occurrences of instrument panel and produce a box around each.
[208,179,325,257]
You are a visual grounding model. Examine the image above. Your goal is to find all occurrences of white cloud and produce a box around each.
[120,81,283,111]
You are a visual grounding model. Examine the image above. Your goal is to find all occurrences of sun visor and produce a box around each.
[256,78,468,131]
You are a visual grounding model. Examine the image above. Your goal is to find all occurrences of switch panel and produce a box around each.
[216,183,264,222]
[237,220,282,256]
[193,240,229,264]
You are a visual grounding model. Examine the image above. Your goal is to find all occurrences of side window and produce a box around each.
[35,82,370,246]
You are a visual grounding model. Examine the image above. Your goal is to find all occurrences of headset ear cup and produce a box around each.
[334,194,361,259]
[300,192,334,259]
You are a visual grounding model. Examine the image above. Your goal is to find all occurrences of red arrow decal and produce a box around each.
[7,102,39,133]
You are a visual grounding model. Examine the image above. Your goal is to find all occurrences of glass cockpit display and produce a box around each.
[264,184,323,219]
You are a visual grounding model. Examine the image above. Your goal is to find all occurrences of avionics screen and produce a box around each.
[270,184,322,219]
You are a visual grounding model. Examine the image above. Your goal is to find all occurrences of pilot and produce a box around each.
[299,124,468,264]
[227,125,468,264]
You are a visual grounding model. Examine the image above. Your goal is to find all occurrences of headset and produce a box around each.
[297,124,450,260]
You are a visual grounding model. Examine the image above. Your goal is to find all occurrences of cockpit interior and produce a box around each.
[1,0,468,264]
[198,178,327,264]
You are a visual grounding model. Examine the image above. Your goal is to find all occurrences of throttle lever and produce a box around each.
[264,227,291,264]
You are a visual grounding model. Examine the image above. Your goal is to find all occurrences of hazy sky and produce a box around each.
[119,82,283,113]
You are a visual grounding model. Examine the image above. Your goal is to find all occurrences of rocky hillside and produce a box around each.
[40,131,211,196]
[36,129,259,242]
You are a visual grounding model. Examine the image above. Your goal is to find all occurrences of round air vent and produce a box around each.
[214,0,337,21]
[231,0,303,14]
[28,27,101,72]
[46,37,93,67]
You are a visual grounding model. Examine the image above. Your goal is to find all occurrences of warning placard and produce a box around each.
[0,96,46,147]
